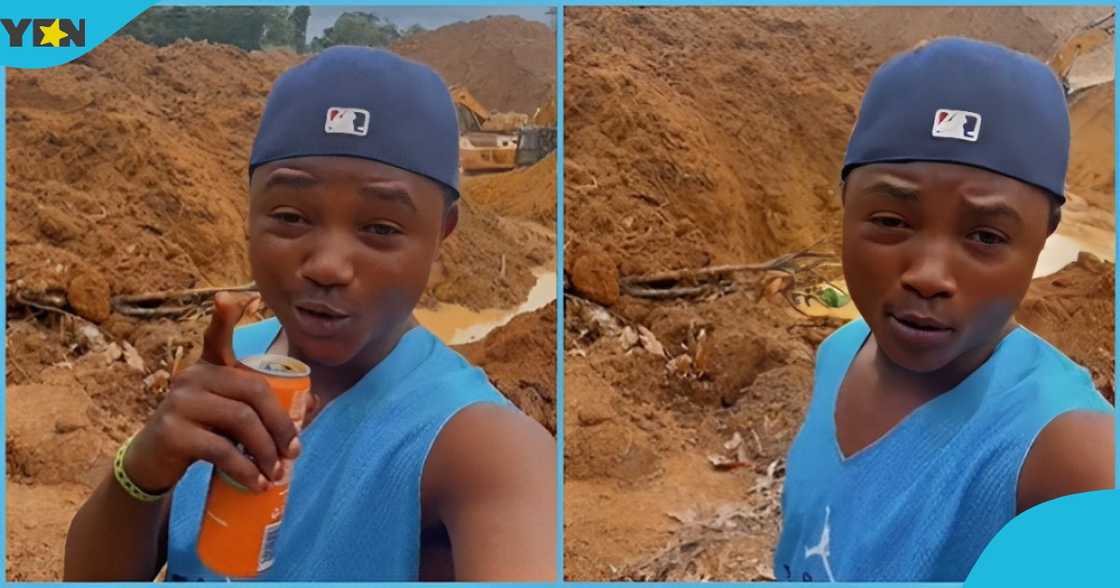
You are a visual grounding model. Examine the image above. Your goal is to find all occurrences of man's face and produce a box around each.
[248,156,455,367]
[841,161,1052,373]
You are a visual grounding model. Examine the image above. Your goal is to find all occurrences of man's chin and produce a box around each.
[287,335,359,368]
[877,343,955,374]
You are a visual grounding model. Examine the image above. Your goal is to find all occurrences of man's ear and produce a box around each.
[838,180,848,205]
[442,200,459,241]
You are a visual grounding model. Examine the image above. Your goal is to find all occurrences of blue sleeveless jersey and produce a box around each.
[166,318,509,581]
[775,319,1111,582]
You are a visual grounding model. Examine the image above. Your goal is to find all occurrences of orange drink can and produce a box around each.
[196,354,310,578]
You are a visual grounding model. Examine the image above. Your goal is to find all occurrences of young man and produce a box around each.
[775,37,1114,582]
[64,46,556,581]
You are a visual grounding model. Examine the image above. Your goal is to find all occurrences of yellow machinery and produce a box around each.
[449,85,556,173]
[1049,12,1114,94]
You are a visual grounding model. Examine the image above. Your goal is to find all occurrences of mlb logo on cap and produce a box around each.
[325,107,370,137]
[931,108,981,142]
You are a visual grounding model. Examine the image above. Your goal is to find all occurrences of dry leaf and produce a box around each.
[723,432,743,451]
[143,369,171,390]
[707,454,748,470]
[667,354,692,376]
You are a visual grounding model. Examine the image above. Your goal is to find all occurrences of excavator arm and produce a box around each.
[449,84,492,133]
[1049,12,1114,93]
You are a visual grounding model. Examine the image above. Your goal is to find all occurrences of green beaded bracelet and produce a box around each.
[113,435,166,503]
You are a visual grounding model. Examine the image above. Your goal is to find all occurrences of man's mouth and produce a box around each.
[889,311,951,332]
[885,310,954,349]
[292,300,352,337]
[295,300,349,319]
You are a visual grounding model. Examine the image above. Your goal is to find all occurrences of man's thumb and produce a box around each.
[200,291,261,366]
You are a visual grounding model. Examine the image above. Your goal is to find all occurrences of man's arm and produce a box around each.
[422,403,557,581]
[63,474,171,580]
[1017,410,1115,514]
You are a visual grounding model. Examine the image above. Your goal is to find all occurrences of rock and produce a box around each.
[575,395,615,427]
[143,369,171,390]
[570,250,620,306]
[121,342,145,373]
[637,325,666,357]
[76,323,106,351]
[66,269,111,323]
[104,342,123,364]
[54,415,85,434]
[619,326,639,350]
[667,354,693,377]
[37,206,80,244]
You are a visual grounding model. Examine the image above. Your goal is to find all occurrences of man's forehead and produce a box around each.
[850,161,1044,194]
[252,156,436,189]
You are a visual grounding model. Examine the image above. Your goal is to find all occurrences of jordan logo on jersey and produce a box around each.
[804,505,837,582]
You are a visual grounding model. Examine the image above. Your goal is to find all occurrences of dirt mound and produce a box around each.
[564,6,1114,581]
[7,36,547,316]
[564,7,865,277]
[455,303,557,433]
[6,37,297,298]
[7,35,556,581]
[392,16,555,115]
[776,6,1113,63]
[461,153,557,225]
[564,288,829,580]
[426,196,552,311]
[1018,253,1115,402]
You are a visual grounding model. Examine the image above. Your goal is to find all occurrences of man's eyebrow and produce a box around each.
[262,167,318,190]
[862,177,920,201]
[359,183,418,213]
[961,198,1024,227]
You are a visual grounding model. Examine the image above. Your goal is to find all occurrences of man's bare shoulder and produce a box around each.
[1017,410,1115,514]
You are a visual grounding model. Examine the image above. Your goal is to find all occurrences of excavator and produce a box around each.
[449,85,557,173]
[1049,11,1114,95]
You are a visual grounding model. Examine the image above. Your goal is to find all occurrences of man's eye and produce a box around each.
[272,212,306,224]
[870,215,907,229]
[968,229,1008,246]
[364,223,401,236]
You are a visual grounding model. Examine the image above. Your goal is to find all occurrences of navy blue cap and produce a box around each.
[250,46,460,198]
[843,37,1069,203]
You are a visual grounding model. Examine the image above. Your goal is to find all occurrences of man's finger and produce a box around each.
[200,291,261,367]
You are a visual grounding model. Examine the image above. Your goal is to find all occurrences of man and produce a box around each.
[774,37,1114,582]
[64,46,556,581]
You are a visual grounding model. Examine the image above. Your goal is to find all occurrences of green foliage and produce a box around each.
[120,6,296,52]
[288,6,311,53]
[308,12,404,51]
[818,287,851,309]
[120,7,422,54]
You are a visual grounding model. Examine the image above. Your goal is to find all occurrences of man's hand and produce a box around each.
[125,291,302,494]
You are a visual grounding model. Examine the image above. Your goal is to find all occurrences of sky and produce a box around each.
[306,6,554,40]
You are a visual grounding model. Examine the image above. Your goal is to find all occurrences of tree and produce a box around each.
[309,12,402,51]
[403,23,427,38]
[260,8,296,50]
[288,6,311,53]
[119,6,296,52]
